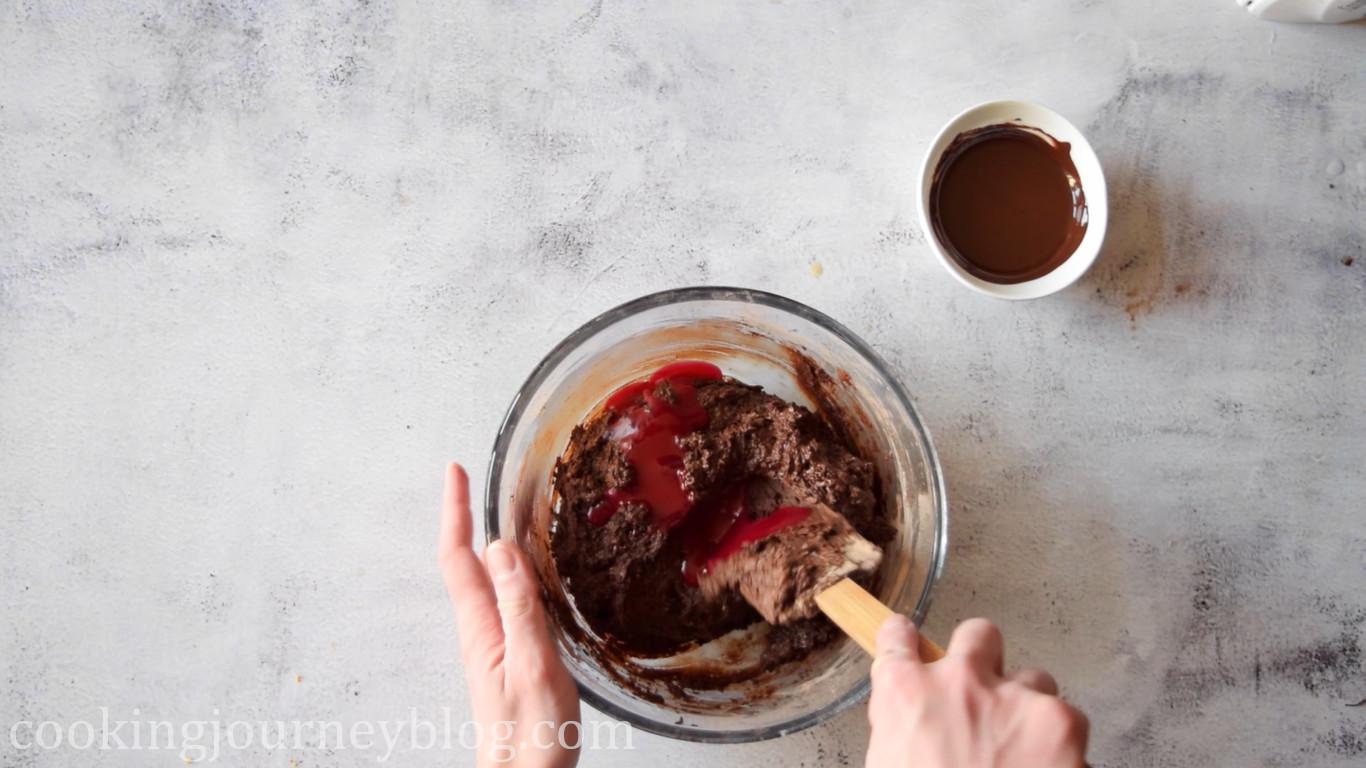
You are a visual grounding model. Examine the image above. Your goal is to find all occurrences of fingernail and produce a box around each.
[885,614,914,631]
[486,541,516,576]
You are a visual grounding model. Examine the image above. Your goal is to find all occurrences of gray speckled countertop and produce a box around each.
[2,2,1363,766]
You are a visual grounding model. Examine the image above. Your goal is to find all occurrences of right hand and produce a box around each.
[867,616,1088,768]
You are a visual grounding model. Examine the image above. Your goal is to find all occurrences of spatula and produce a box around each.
[698,503,945,661]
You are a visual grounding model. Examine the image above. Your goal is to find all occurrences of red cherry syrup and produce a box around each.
[588,360,813,585]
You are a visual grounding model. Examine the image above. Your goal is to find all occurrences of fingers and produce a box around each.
[440,463,474,551]
[438,463,504,673]
[948,618,1005,677]
[1008,667,1059,696]
[1034,697,1090,761]
[1068,704,1090,756]
[485,540,558,673]
[871,613,923,688]
[875,614,922,662]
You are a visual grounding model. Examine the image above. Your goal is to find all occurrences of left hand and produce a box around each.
[438,462,581,768]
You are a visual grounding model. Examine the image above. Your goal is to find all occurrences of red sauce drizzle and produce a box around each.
[679,484,749,586]
[680,495,812,586]
[587,361,723,529]
[587,360,813,586]
[704,505,812,567]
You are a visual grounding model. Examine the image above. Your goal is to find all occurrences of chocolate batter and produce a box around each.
[698,502,883,626]
[549,364,891,666]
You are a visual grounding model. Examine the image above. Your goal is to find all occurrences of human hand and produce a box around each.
[867,616,1088,768]
[439,463,580,768]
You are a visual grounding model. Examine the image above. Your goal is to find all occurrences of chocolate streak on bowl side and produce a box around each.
[543,351,892,698]
[929,122,1088,285]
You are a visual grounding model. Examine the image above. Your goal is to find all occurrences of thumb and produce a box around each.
[871,614,922,690]
[875,613,922,662]
[484,540,557,669]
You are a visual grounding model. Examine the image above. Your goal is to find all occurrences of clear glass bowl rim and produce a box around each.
[484,285,949,743]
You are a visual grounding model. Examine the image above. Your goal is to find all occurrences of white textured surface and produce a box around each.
[2,2,1364,766]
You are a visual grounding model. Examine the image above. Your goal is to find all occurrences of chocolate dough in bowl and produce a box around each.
[485,287,946,742]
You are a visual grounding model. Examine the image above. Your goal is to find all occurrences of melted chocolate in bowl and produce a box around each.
[929,123,1088,284]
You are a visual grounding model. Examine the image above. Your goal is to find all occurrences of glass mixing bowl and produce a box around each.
[485,286,946,743]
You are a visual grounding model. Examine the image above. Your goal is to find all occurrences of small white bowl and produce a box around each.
[917,100,1108,300]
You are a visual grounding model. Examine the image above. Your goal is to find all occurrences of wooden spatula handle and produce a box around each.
[814,578,946,661]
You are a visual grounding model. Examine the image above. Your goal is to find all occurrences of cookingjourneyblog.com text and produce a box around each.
[7,708,634,763]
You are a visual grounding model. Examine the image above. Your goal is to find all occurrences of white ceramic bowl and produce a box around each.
[917,100,1108,300]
